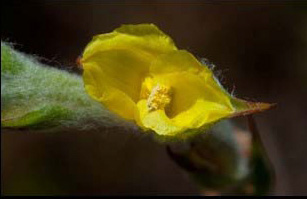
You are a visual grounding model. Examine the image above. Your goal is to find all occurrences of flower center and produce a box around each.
[147,84,172,111]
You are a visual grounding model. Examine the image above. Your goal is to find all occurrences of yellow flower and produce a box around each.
[81,24,272,139]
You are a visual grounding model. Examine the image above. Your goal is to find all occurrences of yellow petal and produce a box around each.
[150,50,234,117]
[82,24,177,62]
[137,100,184,135]
[137,99,232,136]
[172,99,233,128]
[81,24,274,138]
[83,50,149,101]
[81,24,178,120]
[154,72,232,116]
[150,50,205,75]
[83,62,137,120]
[136,50,236,135]
[136,72,234,135]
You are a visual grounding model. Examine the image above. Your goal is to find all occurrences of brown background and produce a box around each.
[1,0,307,195]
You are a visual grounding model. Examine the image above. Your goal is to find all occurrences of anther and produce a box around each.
[147,84,172,111]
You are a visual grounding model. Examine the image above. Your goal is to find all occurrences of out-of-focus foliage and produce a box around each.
[167,119,274,195]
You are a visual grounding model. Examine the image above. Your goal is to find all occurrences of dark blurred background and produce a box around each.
[1,0,307,195]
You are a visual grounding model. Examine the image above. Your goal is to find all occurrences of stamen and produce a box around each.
[147,84,172,111]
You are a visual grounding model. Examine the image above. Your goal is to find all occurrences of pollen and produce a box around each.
[147,84,172,111]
